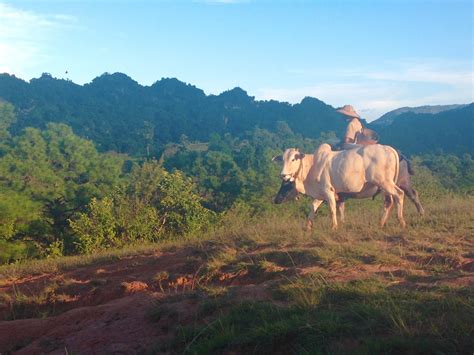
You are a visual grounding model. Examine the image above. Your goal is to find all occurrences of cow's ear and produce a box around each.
[272,155,283,163]
[295,153,305,160]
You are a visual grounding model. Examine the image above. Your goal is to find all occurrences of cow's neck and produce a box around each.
[295,154,314,194]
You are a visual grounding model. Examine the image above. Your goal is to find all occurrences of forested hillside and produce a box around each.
[1,73,472,157]
[372,104,474,155]
[0,98,327,262]
[0,73,345,156]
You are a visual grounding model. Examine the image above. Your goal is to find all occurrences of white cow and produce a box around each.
[273,144,406,230]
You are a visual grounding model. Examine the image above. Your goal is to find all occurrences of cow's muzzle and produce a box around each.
[280,174,294,182]
[274,180,298,204]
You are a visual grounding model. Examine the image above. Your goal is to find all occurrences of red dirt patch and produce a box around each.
[0,248,201,320]
[121,281,149,293]
[0,293,159,354]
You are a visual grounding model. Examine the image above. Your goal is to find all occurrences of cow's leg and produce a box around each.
[394,186,406,227]
[411,188,425,216]
[379,182,406,228]
[380,194,394,227]
[325,190,338,230]
[337,201,346,223]
[401,185,425,216]
[306,199,324,231]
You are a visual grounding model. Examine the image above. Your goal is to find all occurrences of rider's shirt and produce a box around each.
[345,118,363,143]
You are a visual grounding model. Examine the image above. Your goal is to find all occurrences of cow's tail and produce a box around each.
[392,147,400,185]
[399,152,415,175]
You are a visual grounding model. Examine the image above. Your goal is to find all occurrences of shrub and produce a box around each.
[69,197,119,254]
[0,190,41,240]
[70,161,215,254]
[0,240,34,264]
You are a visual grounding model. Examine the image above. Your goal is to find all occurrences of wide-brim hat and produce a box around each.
[336,105,360,119]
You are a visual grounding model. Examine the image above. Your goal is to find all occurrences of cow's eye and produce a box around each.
[291,158,295,162]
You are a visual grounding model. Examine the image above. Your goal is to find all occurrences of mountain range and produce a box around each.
[0,72,472,156]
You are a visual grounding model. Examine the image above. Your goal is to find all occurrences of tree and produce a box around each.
[0,101,16,155]
[0,123,125,254]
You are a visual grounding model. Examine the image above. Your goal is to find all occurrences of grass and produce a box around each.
[151,195,473,354]
[0,237,199,281]
[0,243,155,281]
[1,195,473,353]
[0,280,67,320]
[163,279,473,354]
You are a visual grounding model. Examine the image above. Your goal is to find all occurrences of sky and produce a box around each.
[0,0,472,120]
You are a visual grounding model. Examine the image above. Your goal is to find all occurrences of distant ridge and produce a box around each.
[371,103,474,155]
[371,104,469,126]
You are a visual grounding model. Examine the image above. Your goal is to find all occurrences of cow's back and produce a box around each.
[326,144,398,193]
[327,149,366,192]
[360,144,399,183]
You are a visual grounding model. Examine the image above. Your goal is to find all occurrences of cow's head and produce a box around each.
[273,180,299,204]
[272,148,305,182]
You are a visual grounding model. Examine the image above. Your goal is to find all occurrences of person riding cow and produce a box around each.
[273,145,406,230]
[337,105,365,148]
[272,104,424,227]
[336,104,413,173]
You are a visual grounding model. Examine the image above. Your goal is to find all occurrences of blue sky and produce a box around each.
[0,0,472,120]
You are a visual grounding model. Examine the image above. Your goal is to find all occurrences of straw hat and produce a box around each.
[336,105,360,119]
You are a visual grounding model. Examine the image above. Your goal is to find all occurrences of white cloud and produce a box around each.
[0,2,77,79]
[257,60,474,121]
[350,60,473,87]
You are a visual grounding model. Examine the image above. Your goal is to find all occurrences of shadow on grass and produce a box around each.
[257,250,323,268]
[155,278,474,354]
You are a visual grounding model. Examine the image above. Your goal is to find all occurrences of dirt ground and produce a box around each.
[0,243,472,354]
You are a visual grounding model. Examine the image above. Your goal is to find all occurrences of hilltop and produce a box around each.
[0,195,473,353]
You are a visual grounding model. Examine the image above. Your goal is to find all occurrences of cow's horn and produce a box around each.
[272,155,283,162]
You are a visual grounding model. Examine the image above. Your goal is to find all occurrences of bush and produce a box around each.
[70,161,215,254]
[0,190,41,240]
[410,160,446,199]
[69,197,119,254]
[417,154,474,194]
[0,240,35,264]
